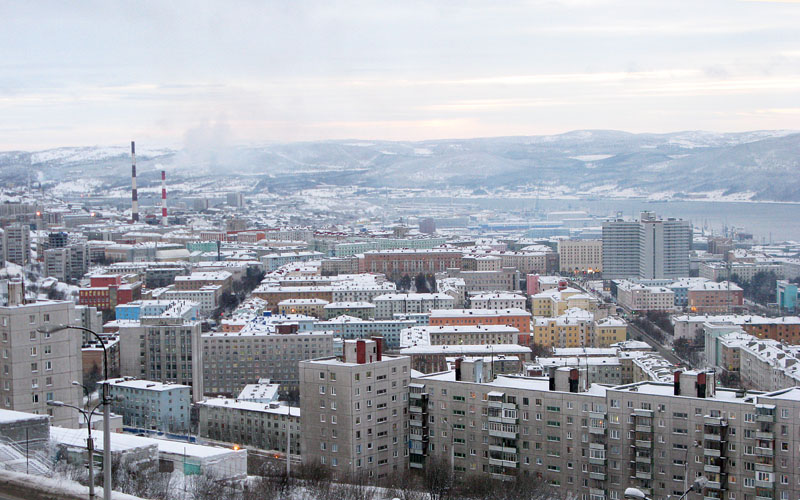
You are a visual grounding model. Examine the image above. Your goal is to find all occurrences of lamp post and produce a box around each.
[40,324,112,500]
[47,398,105,500]
[625,475,708,500]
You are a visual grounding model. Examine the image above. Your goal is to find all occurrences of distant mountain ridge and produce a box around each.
[1,130,798,201]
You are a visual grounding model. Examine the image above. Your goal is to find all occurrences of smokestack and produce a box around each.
[161,170,168,226]
[131,141,139,222]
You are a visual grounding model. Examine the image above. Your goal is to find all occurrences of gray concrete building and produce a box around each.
[106,377,191,433]
[118,316,204,402]
[299,338,410,480]
[0,293,82,428]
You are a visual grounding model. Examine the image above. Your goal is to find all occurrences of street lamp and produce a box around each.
[625,476,708,500]
[40,324,112,500]
[47,398,104,500]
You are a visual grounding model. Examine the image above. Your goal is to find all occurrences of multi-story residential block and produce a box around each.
[615,280,675,311]
[530,286,599,318]
[469,292,526,310]
[106,378,191,433]
[4,223,31,266]
[202,316,334,397]
[359,249,462,278]
[673,314,800,342]
[593,316,628,347]
[43,242,90,282]
[687,281,744,313]
[299,338,410,480]
[197,397,300,453]
[438,267,521,293]
[402,324,521,347]
[253,282,397,310]
[118,315,204,402]
[429,309,531,336]
[324,301,376,320]
[155,284,222,314]
[436,277,466,307]
[412,364,800,500]
[0,289,82,427]
[603,212,691,279]
[699,261,785,282]
[313,316,418,350]
[373,293,455,319]
[174,271,233,292]
[532,308,595,348]
[261,251,326,271]
[278,298,329,318]
[400,343,531,373]
[558,239,603,274]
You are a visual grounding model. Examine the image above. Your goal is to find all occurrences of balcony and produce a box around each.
[488,415,518,425]
[757,414,775,423]
[489,445,517,454]
[704,416,726,425]
[409,419,423,427]
[590,443,606,451]
[704,448,721,457]
[755,447,774,457]
[489,458,519,468]
[633,409,653,417]
[755,431,774,440]
[706,480,722,490]
[635,471,652,480]
[409,391,427,400]
[590,411,606,420]
[755,463,774,473]
[409,433,428,442]
[589,457,607,465]
[635,425,653,433]
[704,433,723,442]
[704,464,721,474]
[755,479,774,489]
[490,472,516,481]
[634,440,652,449]
[590,488,607,500]
[590,425,606,435]
[755,496,775,500]
[409,405,423,414]
[635,455,651,464]
[410,461,424,469]
[589,472,606,481]
[489,428,518,439]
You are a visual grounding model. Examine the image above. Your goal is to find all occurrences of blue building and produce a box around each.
[106,378,192,434]
[777,280,799,313]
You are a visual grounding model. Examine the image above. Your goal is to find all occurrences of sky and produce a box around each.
[2,0,800,150]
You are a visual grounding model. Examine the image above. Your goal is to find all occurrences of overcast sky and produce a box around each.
[2,0,800,150]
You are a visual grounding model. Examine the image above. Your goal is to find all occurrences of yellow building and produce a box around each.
[530,287,597,318]
[277,298,329,318]
[532,309,627,348]
[592,317,628,347]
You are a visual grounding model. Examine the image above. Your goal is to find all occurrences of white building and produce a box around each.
[469,292,526,310]
[372,293,455,319]
[615,280,675,311]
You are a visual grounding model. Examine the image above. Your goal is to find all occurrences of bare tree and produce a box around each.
[423,455,454,500]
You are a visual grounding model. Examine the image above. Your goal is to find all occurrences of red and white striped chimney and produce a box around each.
[161,170,168,226]
[131,141,139,222]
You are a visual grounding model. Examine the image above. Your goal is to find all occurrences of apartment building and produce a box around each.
[700,262,785,282]
[117,316,204,402]
[532,309,595,348]
[673,315,800,342]
[197,398,300,454]
[401,324,521,348]
[299,338,411,479]
[106,378,191,433]
[687,281,744,314]
[558,239,603,274]
[373,293,455,320]
[400,343,532,373]
[4,223,31,266]
[530,287,599,318]
[324,301,376,320]
[313,316,417,350]
[470,292,526,310]
[429,309,531,335]
[43,242,90,282]
[412,364,800,500]
[202,318,334,397]
[277,298,329,318]
[174,271,233,292]
[0,291,82,428]
[615,280,675,312]
[358,248,463,277]
[438,267,521,293]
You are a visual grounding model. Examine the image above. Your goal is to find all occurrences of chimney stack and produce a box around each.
[161,170,168,226]
[673,370,682,396]
[371,336,383,361]
[130,141,139,222]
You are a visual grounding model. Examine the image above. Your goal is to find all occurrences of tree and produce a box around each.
[423,455,453,500]
[415,273,431,293]
[398,274,412,291]
[84,362,102,395]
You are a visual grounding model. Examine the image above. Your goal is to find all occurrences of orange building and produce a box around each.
[429,308,531,345]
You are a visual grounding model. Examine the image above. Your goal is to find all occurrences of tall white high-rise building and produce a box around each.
[603,212,691,280]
